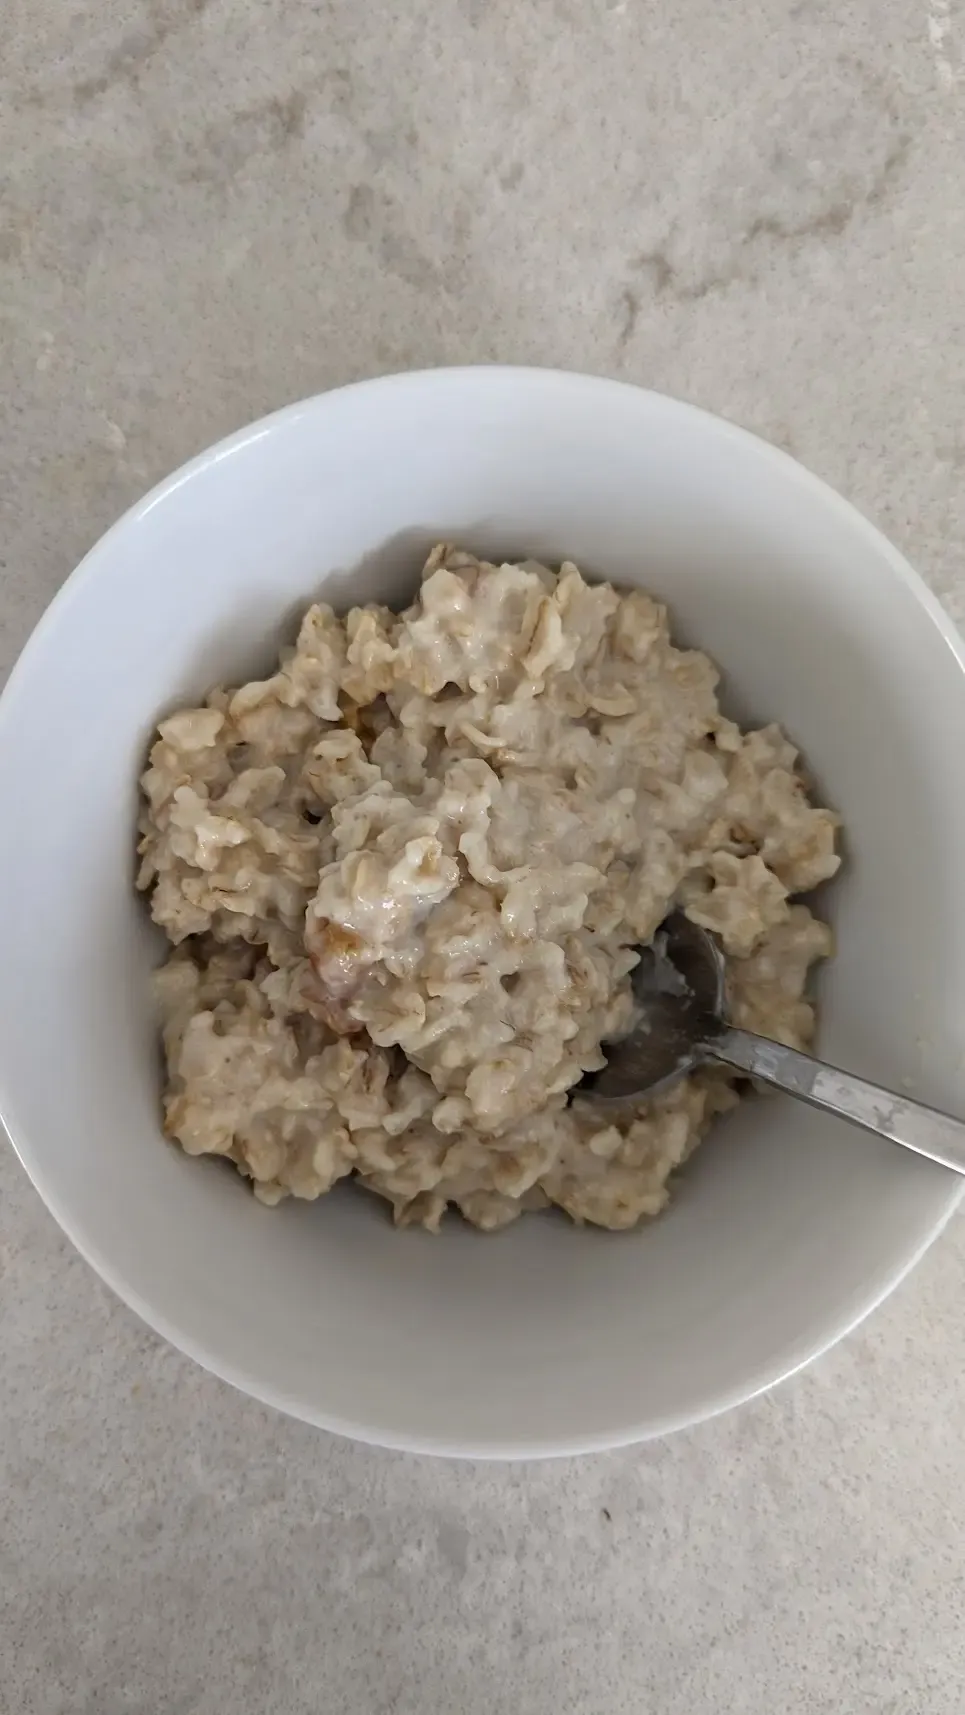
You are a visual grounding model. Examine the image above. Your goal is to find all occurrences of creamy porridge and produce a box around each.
[137,546,839,1231]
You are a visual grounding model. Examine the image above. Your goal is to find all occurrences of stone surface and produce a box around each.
[3,1,965,1709]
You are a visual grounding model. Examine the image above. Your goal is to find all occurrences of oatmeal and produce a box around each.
[137,546,839,1231]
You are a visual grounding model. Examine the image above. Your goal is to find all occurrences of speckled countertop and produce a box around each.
[3,3,965,1710]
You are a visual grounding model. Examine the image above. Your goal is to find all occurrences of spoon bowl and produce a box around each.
[588,913,725,1100]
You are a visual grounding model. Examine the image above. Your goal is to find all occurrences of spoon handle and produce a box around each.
[710,1027,965,1177]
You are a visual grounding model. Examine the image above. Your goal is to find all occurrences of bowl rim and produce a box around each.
[2,364,963,1459]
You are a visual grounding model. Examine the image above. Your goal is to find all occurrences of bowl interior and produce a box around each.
[1,368,962,1456]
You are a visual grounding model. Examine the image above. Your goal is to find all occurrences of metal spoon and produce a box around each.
[588,912,965,1176]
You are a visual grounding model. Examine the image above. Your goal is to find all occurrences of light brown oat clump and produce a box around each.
[138,547,839,1230]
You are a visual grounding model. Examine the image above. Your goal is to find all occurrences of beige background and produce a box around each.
[3,2,965,1709]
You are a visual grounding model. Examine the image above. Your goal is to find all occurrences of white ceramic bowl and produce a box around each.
[2,368,963,1458]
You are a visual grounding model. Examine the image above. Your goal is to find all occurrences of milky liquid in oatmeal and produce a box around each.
[137,545,840,1231]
